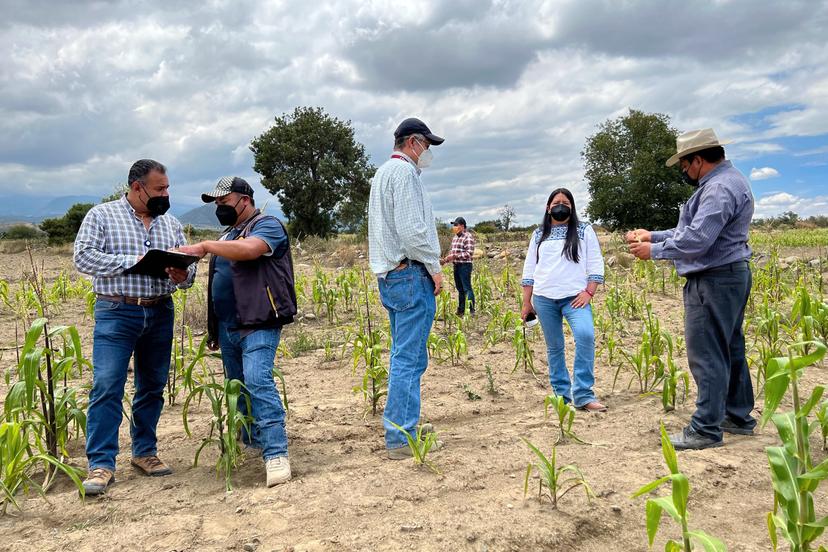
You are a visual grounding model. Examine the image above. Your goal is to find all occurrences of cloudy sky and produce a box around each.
[2,0,827,224]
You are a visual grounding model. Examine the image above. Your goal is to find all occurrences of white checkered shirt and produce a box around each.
[368,152,441,276]
[74,196,196,296]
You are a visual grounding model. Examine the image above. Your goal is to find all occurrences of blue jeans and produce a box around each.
[684,262,754,441]
[453,262,475,314]
[533,294,597,407]
[218,321,287,460]
[86,298,175,471]
[378,264,436,449]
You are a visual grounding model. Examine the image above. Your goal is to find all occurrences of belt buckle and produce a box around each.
[137,297,147,306]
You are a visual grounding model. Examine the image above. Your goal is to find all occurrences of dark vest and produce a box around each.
[207,211,297,344]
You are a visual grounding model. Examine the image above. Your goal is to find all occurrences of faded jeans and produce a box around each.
[218,321,287,460]
[533,294,597,407]
[378,263,436,449]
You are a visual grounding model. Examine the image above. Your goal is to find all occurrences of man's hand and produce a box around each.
[521,301,535,321]
[625,229,652,244]
[431,273,443,296]
[176,243,208,259]
[570,291,592,308]
[629,241,652,260]
[166,267,189,283]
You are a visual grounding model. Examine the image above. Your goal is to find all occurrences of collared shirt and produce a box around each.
[650,160,753,276]
[74,195,196,296]
[368,151,441,276]
[521,222,604,300]
[450,230,475,263]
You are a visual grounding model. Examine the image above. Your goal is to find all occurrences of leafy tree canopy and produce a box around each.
[583,109,693,231]
[250,106,375,238]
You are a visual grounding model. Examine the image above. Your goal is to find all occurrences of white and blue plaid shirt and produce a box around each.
[74,195,196,297]
[368,152,442,276]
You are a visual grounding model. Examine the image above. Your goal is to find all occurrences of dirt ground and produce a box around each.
[1,246,826,552]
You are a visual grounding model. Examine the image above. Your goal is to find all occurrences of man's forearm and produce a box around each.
[204,238,267,261]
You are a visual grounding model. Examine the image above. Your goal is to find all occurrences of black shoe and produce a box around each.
[669,426,723,451]
[720,418,755,436]
[455,310,464,316]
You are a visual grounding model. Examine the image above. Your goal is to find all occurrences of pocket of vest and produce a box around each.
[265,285,279,314]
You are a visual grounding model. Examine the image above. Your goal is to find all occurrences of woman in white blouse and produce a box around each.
[520,188,606,412]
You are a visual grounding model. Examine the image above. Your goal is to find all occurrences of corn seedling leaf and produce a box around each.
[687,530,727,552]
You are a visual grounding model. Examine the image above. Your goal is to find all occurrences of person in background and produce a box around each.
[368,117,445,459]
[74,159,195,495]
[441,216,476,316]
[627,128,754,450]
[177,176,297,486]
[521,188,606,412]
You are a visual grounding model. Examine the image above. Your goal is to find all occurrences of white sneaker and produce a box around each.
[266,456,291,487]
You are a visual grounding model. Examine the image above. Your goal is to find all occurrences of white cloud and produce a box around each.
[754,192,828,219]
[750,167,780,180]
[0,0,826,225]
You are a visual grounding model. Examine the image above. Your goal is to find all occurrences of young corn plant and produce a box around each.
[512,322,536,377]
[543,394,586,445]
[386,420,440,474]
[761,340,828,552]
[661,339,690,413]
[445,328,468,366]
[352,269,388,415]
[485,364,499,395]
[522,438,593,509]
[632,423,727,552]
[815,401,828,451]
[182,377,252,492]
[0,421,85,514]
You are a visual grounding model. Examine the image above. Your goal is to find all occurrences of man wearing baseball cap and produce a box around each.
[441,217,476,316]
[368,117,445,459]
[626,128,755,450]
[178,176,297,486]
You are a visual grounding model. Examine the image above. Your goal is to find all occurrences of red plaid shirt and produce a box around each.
[449,230,475,263]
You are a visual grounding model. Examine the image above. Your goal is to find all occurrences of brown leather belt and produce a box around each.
[96,294,172,306]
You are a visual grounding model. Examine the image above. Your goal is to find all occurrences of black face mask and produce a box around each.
[215,198,242,226]
[140,184,170,217]
[549,204,571,222]
[682,158,700,187]
[681,170,700,187]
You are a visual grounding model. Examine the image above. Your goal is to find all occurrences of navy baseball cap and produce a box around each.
[202,176,255,203]
[394,118,444,145]
[451,217,467,226]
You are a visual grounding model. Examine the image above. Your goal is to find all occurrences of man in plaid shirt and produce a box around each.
[74,159,195,495]
[441,217,476,315]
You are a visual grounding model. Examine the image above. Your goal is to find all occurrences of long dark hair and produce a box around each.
[536,188,580,264]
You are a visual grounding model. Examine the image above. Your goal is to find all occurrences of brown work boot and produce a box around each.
[83,468,115,496]
[131,455,173,476]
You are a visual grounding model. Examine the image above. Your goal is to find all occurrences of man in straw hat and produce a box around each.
[626,128,755,450]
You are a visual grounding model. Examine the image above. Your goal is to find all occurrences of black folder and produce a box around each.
[124,249,199,279]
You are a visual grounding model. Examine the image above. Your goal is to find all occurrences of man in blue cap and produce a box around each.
[368,117,445,459]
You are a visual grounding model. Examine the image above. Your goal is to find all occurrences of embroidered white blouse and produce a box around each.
[520,222,604,300]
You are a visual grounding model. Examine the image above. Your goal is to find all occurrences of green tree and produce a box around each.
[39,203,94,245]
[583,109,692,231]
[0,224,46,241]
[250,107,375,238]
[101,183,129,203]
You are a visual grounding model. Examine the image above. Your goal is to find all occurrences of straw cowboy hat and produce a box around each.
[666,128,732,167]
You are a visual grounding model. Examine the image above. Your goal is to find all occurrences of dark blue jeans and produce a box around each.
[453,262,475,314]
[684,261,755,441]
[218,321,287,460]
[86,298,175,471]
[378,263,436,449]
